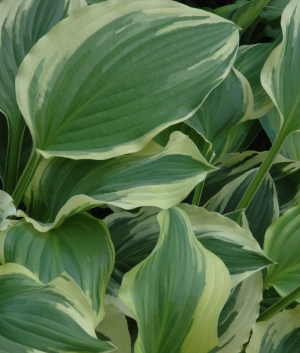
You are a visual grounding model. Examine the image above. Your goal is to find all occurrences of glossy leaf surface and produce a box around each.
[0,213,114,325]
[19,132,215,231]
[119,207,231,353]
[16,0,239,160]
[0,264,115,352]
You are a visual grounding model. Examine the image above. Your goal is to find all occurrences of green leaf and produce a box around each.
[0,190,16,231]
[209,272,262,353]
[16,0,239,160]
[0,113,8,182]
[201,151,266,205]
[211,119,260,163]
[96,297,131,353]
[119,207,231,353]
[0,213,114,325]
[234,42,276,119]
[86,0,106,3]
[231,0,270,32]
[0,263,115,352]
[106,204,271,289]
[204,168,279,247]
[261,0,300,137]
[261,106,300,161]
[179,204,272,286]
[269,157,300,214]
[246,306,300,353]
[0,0,86,193]
[264,205,300,299]
[153,122,211,159]
[19,132,216,231]
[186,68,253,160]
[214,3,246,20]
[260,0,291,21]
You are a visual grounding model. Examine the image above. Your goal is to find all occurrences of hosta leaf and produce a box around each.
[261,0,300,136]
[202,150,300,216]
[260,0,291,21]
[0,0,86,191]
[264,205,300,299]
[234,43,276,119]
[261,106,300,161]
[246,306,300,353]
[270,158,300,214]
[96,297,131,353]
[119,207,231,353]
[0,0,84,125]
[209,272,262,353]
[0,113,8,182]
[106,204,271,289]
[201,150,290,205]
[186,68,253,159]
[231,0,270,32]
[105,207,160,276]
[19,132,215,231]
[153,122,211,159]
[0,190,16,231]
[0,212,114,325]
[86,0,107,3]
[16,0,239,160]
[0,263,115,352]
[204,169,279,247]
[179,204,272,287]
[106,277,134,319]
[214,2,247,21]
[211,119,259,163]
[201,151,266,205]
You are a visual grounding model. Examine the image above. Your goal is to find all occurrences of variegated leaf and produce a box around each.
[246,306,300,353]
[106,205,271,289]
[204,169,279,247]
[0,0,86,192]
[0,113,7,182]
[0,212,114,325]
[270,158,300,214]
[153,122,212,160]
[96,296,131,353]
[234,42,276,120]
[0,263,115,352]
[119,207,231,353]
[201,151,266,205]
[211,120,260,163]
[261,106,300,161]
[264,205,300,299]
[16,0,239,160]
[209,272,262,353]
[261,0,300,136]
[186,68,253,160]
[0,190,16,231]
[179,204,272,287]
[202,150,300,216]
[18,132,215,231]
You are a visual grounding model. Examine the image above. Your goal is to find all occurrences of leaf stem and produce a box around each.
[3,111,25,195]
[12,150,42,209]
[236,125,288,210]
[258,284,300,322]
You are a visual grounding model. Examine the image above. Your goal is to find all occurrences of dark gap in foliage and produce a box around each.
[126,316,138,351]
[248,128,272,152]
[90,206,113,219]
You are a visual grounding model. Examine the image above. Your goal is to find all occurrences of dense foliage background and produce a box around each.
[1,0,300,352]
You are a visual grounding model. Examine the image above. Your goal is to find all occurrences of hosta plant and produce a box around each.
[1,0,300,352]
